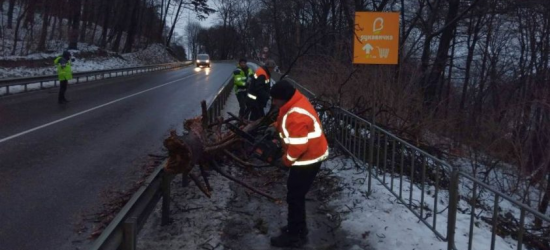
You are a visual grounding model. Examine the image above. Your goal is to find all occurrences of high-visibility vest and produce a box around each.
[54,56,73,81]
[233,66,254,93]
[276,90,329,166]
[247,67,270,100]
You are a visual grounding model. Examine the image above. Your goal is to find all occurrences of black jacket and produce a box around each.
[248,66,271,105]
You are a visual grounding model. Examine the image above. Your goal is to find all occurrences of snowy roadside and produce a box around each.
[134,84,531,250]
[136,91,372,250]
[136,94,241,250]
[0,44,179,79]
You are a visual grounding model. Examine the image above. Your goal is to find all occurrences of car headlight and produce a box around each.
[196,60,199,63]
[206,60,209,63]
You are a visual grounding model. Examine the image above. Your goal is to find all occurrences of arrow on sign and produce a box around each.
[362,43,374,54]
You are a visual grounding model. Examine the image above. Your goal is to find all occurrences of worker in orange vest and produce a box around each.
[268,79,329,248]
[246,59,276,120]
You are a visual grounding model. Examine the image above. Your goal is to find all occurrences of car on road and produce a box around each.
[196,54,210,68]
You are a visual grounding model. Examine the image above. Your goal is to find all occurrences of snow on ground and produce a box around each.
[325,156,524,250]
[137,91,239,250]
[134,80,541,250]
[0,44,178,79]
[137,169,233,249]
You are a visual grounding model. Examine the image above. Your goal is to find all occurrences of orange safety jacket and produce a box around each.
[276,90,329,167]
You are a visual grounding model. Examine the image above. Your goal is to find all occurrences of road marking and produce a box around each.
[0,73,198,144]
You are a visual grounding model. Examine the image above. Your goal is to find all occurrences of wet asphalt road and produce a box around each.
[0,63,235,250]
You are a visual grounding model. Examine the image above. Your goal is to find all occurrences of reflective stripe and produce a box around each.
[247,93,257,100]
[283,137,308,144]
[281,107,322,145]
[286,154,298,162]
[291,148,329,166]
[254,73,270,84]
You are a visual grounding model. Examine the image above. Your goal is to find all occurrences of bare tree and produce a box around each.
[185,21,202,60]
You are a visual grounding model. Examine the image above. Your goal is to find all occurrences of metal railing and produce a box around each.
[0,61,192,96]
[285,79,550,250]
[90,72,235,250]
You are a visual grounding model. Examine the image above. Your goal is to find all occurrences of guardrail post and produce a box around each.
[447,169,459,250]
[122,216,137,250]
[368,107,375,195]
[161,173,171,226]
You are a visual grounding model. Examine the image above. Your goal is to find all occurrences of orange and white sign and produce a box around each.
[353,12,399,65]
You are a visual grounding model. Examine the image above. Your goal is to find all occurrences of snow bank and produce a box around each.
[325,156,524,250]
[0,44,178,78]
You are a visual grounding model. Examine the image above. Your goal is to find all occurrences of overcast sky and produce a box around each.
[167,3,218,49]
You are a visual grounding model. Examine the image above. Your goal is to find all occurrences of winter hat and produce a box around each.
[270,79,296,101]
[62,51,71,59]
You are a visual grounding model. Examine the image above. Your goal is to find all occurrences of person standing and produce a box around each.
[54,51,73,104]
[268,80,329,248]
[246,59,276,121]
[233,58,254,119]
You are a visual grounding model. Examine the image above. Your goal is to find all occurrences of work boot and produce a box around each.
[280,225,309,238]
[270,231,307,248]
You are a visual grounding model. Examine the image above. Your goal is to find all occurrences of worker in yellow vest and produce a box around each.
[54,51,73,104]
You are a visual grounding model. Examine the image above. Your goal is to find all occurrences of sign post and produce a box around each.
[353,12,399,65]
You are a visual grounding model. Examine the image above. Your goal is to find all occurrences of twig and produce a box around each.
[199,164,212,192]
[210,161,280,202]
[189,173,211,198]
[223,149,271,168]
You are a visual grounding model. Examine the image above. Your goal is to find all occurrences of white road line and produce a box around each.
[0,74,197,144]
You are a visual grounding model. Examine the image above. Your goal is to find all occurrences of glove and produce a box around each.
[71,58,75,62]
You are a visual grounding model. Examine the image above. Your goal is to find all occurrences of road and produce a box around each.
[0,63,235,250]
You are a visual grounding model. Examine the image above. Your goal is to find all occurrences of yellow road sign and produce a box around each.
[353,12,399,65]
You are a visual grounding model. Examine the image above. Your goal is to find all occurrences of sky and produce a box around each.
[168,1,219,51]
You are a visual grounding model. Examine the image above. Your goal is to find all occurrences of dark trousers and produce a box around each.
[58,80,68,102]
[248,98,266,121]
[236,91,248,118]
[287,162,322,234]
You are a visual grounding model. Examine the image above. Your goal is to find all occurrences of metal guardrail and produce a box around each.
[89,72,235,250]
[285,78,550,250]
[0,61,192,95]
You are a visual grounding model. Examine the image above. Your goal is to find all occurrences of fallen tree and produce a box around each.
[162,100,280,202]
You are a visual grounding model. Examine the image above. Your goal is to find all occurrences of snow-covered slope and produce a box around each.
[0,44,179,78]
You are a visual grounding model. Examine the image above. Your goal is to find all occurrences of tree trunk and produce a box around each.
[11,5,29,55]
[79,0,88,42]
[112,30,123,52]
[23,0,35,29]
[160,0,171,41]
[460,14,483,112]
[68,0,82,49]
[37,1,50,51]
[423,0,460,108]
[271,0,285,68]
[49,16,57,40]
[123,0,139,53]
[444,32,456,120]
[472,12,495,125]
[57,12,63,40]
[7,0,16,29]
[166,0,183,46]
[99,0,110,47]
